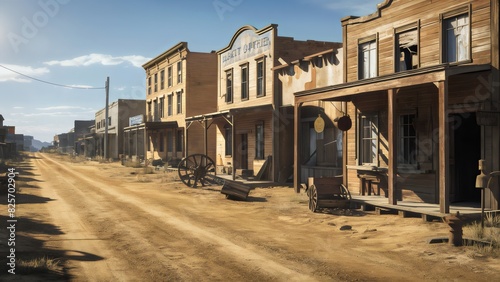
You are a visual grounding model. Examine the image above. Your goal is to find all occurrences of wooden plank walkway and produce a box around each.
[350,195,499,222]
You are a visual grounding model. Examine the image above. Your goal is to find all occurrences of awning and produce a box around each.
[145,121,178,130]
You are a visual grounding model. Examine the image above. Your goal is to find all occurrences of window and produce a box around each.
[108,117,111,126]
[359,114,378,165]
[160,69,165,90]
[154,73,158,92]
[176,91,182,114]
[255,122,264,159]
[147,76,151,95]
[399,114,417,166]
[167,94,173,116]
[225,69,233,103]
[153,99,159,121]
[177,61,182,83]
[167,66,172,87]
[241,64,249,100]
[256,59,265,97]
[147,102,152,121]
[358,37,377,79]
[159,132,164,152]
[395,25,418,72]
[159,97,164,118]
[176,129,184,153]
[166,130,173,153]
[225,125,232,156]
[443,12,470,63]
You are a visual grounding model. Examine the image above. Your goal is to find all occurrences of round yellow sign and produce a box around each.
[314,115,325,133]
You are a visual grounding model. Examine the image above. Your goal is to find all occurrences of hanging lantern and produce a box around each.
[337,115,352,131]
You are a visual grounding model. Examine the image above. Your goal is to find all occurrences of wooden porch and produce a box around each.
[350,195,497,222]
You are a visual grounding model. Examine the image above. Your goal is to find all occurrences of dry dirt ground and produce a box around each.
[1,152,499,281]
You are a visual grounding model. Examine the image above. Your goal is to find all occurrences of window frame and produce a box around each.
[176,91,182,114]
[358,34,378,80]
[176,129,184,154]
[167,94,173,116]
[240,63,249,101]
[159,96,165,118]
[225,69,233,103]
[398,113,418,168]
[394,22,420,72]
[177,61,182,84]
[255,121,265,160]
[256,57,266,97]
[160,69,165,90]
[440,5,471,64]
[167,66,172,87]
[358,113,379,166]
[224,125,232,157]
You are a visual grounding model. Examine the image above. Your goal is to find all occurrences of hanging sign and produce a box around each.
[314,115,325,133]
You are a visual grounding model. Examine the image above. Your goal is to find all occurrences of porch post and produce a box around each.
[388,89,398,205]
[204,118,208,156]
[437,80,450,213]
[231,114,236,181]
[294,101,302,192]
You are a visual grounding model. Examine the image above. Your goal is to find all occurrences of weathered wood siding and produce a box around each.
[343,0,492,83]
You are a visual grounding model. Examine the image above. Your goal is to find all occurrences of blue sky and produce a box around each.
[0,0,381,143]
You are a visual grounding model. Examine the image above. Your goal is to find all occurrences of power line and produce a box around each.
[0,64,106,90]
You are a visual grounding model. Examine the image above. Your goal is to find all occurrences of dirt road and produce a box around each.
[1,153,499,281]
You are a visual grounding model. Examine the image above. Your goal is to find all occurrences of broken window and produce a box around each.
[396,28,418,72]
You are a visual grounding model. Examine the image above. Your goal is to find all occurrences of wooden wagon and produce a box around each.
[306,176,352,212]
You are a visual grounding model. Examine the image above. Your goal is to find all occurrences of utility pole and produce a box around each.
[104,76,109,160]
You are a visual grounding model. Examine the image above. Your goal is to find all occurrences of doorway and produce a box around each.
[238,133,248,170]
[450,113,481,202]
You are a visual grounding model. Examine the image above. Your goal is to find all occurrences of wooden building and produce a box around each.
[274,46,344,181]
[187,24,340,181]
[294,0,500,211]
[142,42,217,163]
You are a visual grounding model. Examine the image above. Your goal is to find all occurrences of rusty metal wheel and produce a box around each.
[177,154,216,188]
[308,184,318,212]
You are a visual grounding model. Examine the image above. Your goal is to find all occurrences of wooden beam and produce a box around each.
[388,89,398,205]
[437,80,450,214]
[294,102,302,192]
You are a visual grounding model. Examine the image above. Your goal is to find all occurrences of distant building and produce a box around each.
[187,24,341,181]
[92,99,146,160]
[73,120,95,155]
[142,42,218,164]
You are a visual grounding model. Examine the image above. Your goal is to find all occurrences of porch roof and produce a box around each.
[185,104,273,122]
[144,121,178,130]
[294,64,491,103]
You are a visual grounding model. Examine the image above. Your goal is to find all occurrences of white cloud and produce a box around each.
[0,64,50,82]
[36,105,94,112]
[44,53,151,68]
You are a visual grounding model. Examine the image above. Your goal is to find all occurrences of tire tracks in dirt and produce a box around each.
[36,153,318,281]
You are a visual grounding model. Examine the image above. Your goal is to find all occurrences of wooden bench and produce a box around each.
[220,180,251,200]
[358,173,380,196]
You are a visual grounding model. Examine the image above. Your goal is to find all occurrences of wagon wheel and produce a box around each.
[177,154,216,188]
[308,184,318,212]
[340,184,352,200]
